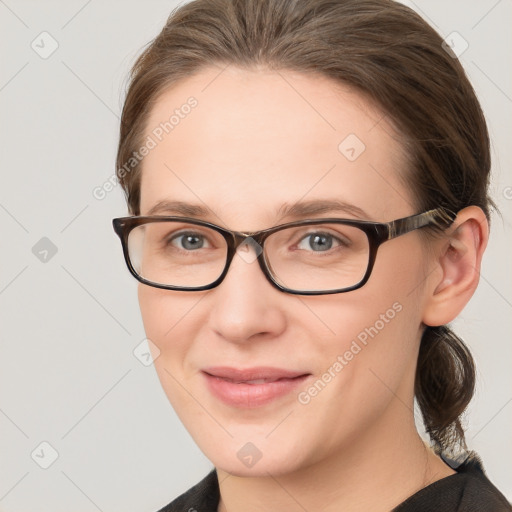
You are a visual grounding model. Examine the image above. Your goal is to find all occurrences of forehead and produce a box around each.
[139,66,411,227]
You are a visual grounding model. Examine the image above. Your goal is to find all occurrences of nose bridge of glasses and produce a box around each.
[231,232,264,259]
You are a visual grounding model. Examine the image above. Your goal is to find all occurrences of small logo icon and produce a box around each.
[31,31,59,59]
[338,133,366,162]
[32,237,58,263]
[237,442,263,468]
[236,237,262,264]
[31,441,59,469]
[133,338,160,366]
[442,32,469,59]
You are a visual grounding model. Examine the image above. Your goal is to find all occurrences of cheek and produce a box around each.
[297,243,425,424]
[137,284,202,368]
[138,285,168,344]
[138,284,206,416]
[292,297,419,453]
[301,289,415,390]
[376,235,431,300]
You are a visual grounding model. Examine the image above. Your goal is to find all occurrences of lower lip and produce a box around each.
[202,372,310,408]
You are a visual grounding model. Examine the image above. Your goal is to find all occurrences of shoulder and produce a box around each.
[155,468,219,512]
[455,452,511,511]
[393,451,512,512]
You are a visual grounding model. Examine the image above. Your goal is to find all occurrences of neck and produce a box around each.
[216,400,455,512]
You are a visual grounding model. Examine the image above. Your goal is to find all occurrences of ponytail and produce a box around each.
[415,325,476,457]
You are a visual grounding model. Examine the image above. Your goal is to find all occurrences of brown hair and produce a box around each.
[116,0,494,455]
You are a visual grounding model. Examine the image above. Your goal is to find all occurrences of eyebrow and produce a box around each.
[145,199,372,222]
[146,200,212,218]
[276,199,371,221]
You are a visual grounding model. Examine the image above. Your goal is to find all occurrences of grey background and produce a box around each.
[0,1,510,510]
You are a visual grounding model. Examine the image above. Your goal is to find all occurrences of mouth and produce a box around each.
[201,366,311,408]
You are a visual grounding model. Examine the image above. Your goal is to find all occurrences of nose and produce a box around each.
[207,241,287,344]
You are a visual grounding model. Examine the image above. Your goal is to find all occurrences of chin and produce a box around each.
[214,455,302,478]
[194,433,311,478]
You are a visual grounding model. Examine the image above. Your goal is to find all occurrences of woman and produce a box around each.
[112,0,511,510]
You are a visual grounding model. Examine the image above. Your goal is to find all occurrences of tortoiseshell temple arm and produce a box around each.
[387,207,457,240]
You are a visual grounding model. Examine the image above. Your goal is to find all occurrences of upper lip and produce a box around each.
[202,366,310,383]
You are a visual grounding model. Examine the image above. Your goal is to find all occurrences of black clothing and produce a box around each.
[156,451,511,511]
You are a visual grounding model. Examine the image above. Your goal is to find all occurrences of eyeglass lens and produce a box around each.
[127,220,370,292]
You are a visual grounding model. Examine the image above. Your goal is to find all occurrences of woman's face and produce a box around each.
[137,66,432,476]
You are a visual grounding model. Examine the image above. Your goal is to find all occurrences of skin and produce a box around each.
[136,66,488,511]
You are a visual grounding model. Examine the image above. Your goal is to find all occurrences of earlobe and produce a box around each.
[422,206,489,327]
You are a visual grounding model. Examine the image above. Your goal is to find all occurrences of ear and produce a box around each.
[422,206,489,327]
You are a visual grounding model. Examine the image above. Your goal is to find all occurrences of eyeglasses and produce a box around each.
[112,207,456,296]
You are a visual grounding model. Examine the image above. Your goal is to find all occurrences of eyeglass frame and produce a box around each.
[112,206,457,296]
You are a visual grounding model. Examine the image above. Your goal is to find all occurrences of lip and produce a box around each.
[202,366,311,408]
